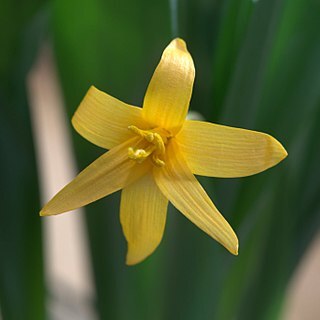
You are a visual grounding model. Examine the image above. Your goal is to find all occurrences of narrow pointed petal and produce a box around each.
[177,120,288,178]
[72,86,146,149]
[142,38,195,134]
[154,140,238,255]
[120,173,168,265]
[40,138,150,216]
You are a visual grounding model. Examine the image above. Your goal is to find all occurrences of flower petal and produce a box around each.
[177,120,288,178]
[154,140,238,255]
[120,173,168,265]
[72,86,146,149]
[40,138,150,216]
[142,38,195,134]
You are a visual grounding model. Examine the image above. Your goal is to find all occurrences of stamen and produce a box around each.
[127,125,168,166]
[152,155,165,167]
[128,125,155,142]
[152,133,165,155]
[128,146,155,163]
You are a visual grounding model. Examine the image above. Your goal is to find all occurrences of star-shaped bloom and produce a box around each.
[41,38,287,265]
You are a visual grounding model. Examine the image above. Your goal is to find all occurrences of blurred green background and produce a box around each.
[1,0,320,319]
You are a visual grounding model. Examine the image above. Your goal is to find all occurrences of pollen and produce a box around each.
[127,125,170,167]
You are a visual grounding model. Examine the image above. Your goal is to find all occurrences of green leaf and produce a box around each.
[0,2,47,319]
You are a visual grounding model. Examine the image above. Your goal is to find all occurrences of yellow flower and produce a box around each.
[40,38,287,265]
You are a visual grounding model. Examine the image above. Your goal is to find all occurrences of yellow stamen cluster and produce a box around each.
[128,125,168,167]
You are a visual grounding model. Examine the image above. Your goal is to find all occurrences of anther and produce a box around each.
[152,155,165,167]
[127,125,168,166]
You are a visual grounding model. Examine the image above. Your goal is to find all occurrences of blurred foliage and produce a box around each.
[0,1,47,319]
[1,0,320,319]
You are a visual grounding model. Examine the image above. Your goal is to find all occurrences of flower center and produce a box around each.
[127,125,171,167]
